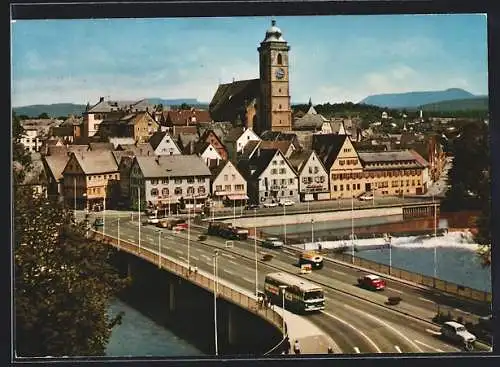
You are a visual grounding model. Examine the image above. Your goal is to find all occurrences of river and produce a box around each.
[105,298,206,357]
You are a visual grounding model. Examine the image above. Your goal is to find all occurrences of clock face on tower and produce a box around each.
[275,68,285,80]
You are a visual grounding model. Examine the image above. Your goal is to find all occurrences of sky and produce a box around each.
[11,14,488,107]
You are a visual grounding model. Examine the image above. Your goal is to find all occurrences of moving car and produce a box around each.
[262,237,284,249]
[357,274,386,290]
[263,202,279,208]
[93,217,104,227]
[279,199,295,206]
[147,215,160,225]
[298,251,324,269]
[440,321,476,349]
[358,191,374,201]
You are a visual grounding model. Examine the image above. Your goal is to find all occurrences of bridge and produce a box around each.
[88,206,491,355]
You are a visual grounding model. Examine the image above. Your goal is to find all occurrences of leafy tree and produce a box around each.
[38,112,50,119]
[179,103,192,110]
[14,112,128,356]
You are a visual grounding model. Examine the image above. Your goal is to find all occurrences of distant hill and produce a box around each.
[360,88,477,109]
[13,103,87,118]
[418,96,488,112]
[13,98,209,118]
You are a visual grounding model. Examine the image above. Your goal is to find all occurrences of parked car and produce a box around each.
[262,237,284,249]
[93,217,104,227]
[246,203,260,210]
[357,274,386,290]
[440,321,476,349]
[279,199,295,206]
[263,202,279,208]
[358,191,374,201]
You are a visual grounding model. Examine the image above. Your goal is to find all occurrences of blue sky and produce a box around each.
[11,14,488,107]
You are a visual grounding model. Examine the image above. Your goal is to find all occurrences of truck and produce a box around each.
[207,221,249,240]
[298,251,324,269]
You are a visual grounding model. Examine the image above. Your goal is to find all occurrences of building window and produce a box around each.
[187,186,195,195]
[279,168,286,174]
[271,169,277,174]
[215,185,222,191]
[272,179,277,185]
[272,160,277,165]
[277,53,283,65]
[339,160,345,166]
[265,191,269,197]
[334,185,337,191]
[231,174,236,180]
[174,178,182,184]
[281,191,285,196]
[198,186,206,194]
[151,179,158,185]
[175,187,182,195]
[162,179,169,184]
[340,185,344,191]
[235,184,244,191]
[162,188,169,196]
[302,177,308,184]
[289,178,294,184]
[412,180,415,186]
[187,178,195,184]
[224,185,231,191]
[346,184,350,191]
[151,188,158,196]
[224,175,228,181]
[289,191,293,196]
[198,178,205,183]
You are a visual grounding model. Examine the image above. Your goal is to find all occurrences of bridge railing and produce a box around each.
[91,230,286,354]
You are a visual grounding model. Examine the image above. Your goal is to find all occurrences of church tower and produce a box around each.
[257,19,292,133]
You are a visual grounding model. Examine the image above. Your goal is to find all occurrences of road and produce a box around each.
[96,217,486,354]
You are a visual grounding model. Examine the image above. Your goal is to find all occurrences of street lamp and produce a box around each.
[351,186,355,264]
[157,229,162,268]
[433,195,438,278]
[213,250,219,356]
[103,185,106,235]
[138,185,141,253]
[167,169,172,218]
[311,218,314,244]
[279,285,288,337]
[117,217,120,251]
[283,204,287,245]
[188,197,191,271]
[73,176,77,219]
[254,208,258,297]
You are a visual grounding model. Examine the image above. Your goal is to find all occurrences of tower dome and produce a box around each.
[262,19,286,43]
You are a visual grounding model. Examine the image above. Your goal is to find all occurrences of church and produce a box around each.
[209,19,292,134]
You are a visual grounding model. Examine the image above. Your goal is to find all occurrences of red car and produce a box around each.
[358,274,386,291]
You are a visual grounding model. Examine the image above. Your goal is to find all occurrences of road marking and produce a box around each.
[223,269,235,275]
[414,340,444,352]
[344,304,423,353]
[191,256,199,261]
[329,269,345,276]
[242,277,254,284]
[201,254,211,261]
[222,253,235,260]
[386,287,404,294]
[174,249,183,254]
[283,249,295,256]
[425,328,442,336]
[179,257,187,262]
[228,260,238,266]
[418,297,434,303]
[354,347,360,354]
[395,345,402,353]
[127,237,135,242]
[322,310,382,353]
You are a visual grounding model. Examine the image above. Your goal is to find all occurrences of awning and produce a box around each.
[226,194,249,200]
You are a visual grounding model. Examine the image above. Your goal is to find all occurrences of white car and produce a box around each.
[263,202,279,208]
[147,216,160,224]
[440,321,476,349]
[359,192,374,201]
[279,200,295,206]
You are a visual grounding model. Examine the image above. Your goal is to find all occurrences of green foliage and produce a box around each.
[12,113,32,185]
[179,103,192,110]
[38,112,50,119]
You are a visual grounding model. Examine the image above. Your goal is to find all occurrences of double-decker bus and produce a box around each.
[264,272,325,314]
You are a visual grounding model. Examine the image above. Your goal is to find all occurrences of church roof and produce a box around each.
[209,79,260,122]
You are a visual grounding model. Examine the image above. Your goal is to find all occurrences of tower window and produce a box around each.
[279,104,282,109]
[277,53,283,65]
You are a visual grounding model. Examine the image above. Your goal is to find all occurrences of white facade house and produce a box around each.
[130,155,212,212]
[240,148,299,206]
[290,150,330,201]
[149,131,182,156]
[236,128,261,153]
[210,160,248,208]
[200,143,223,166]
[20,129,42,152]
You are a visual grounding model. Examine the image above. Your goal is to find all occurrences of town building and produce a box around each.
[129,155,212,213]
[148,131,182,156]
[19,128,43,152]
[288,150,330,201]
[210,160,248,208]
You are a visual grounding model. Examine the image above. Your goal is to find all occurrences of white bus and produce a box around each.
[264,272,325,314]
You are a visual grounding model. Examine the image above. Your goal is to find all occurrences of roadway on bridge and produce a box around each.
[98,218,474,354]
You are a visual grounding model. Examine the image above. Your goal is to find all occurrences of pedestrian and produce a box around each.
[293,339,301,355]
[283,336,291,355]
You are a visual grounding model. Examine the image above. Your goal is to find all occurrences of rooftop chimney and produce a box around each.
[99,96,104,103]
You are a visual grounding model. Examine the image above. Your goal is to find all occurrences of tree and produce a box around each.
[38,112,50,119]
[14,112,128,356]
[179,103,192,110]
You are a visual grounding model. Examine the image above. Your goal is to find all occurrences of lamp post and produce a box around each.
[233,198,236,220]
[351,186,355,264]
[211,200,215,222]
[433,195,437,279]
[187,197,191,271]
[73,176,77,219]
[117,217,120,251]
[279,285,288,337]
[103,186,106,235]
[388,234,392,274]
[138,185,141,253]
[254,208,258,297]
[213,250,219,356]
[167,169,172,217]
[283,204,287,245]
[311,218,314,244]
[157,229,162,268]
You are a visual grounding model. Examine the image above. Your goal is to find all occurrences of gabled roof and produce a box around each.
[134,155,211,178]
[209,159,229,178]
[209,79,260,122]
[237,148,278,180]
[409,149,430,167]
[67,151,118,175]
[258,140,293,156]
[67,145,90,153]
[177,133,199,150]
[43,154,71,181]
[224,126,245,143]
[116,143,154,156]
[87,98,154,114]
[287,149,313,173]
[293,114,327,130]
[239,140,261,160]
[172,125,198,137]
[312,134,349,170]
[164,109,212,125]
[148,131,168,150]
[89,142,114,151]
[112,150,136,166]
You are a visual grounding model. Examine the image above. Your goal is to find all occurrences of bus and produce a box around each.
[298,251,324,269]
[264,272,325,314]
